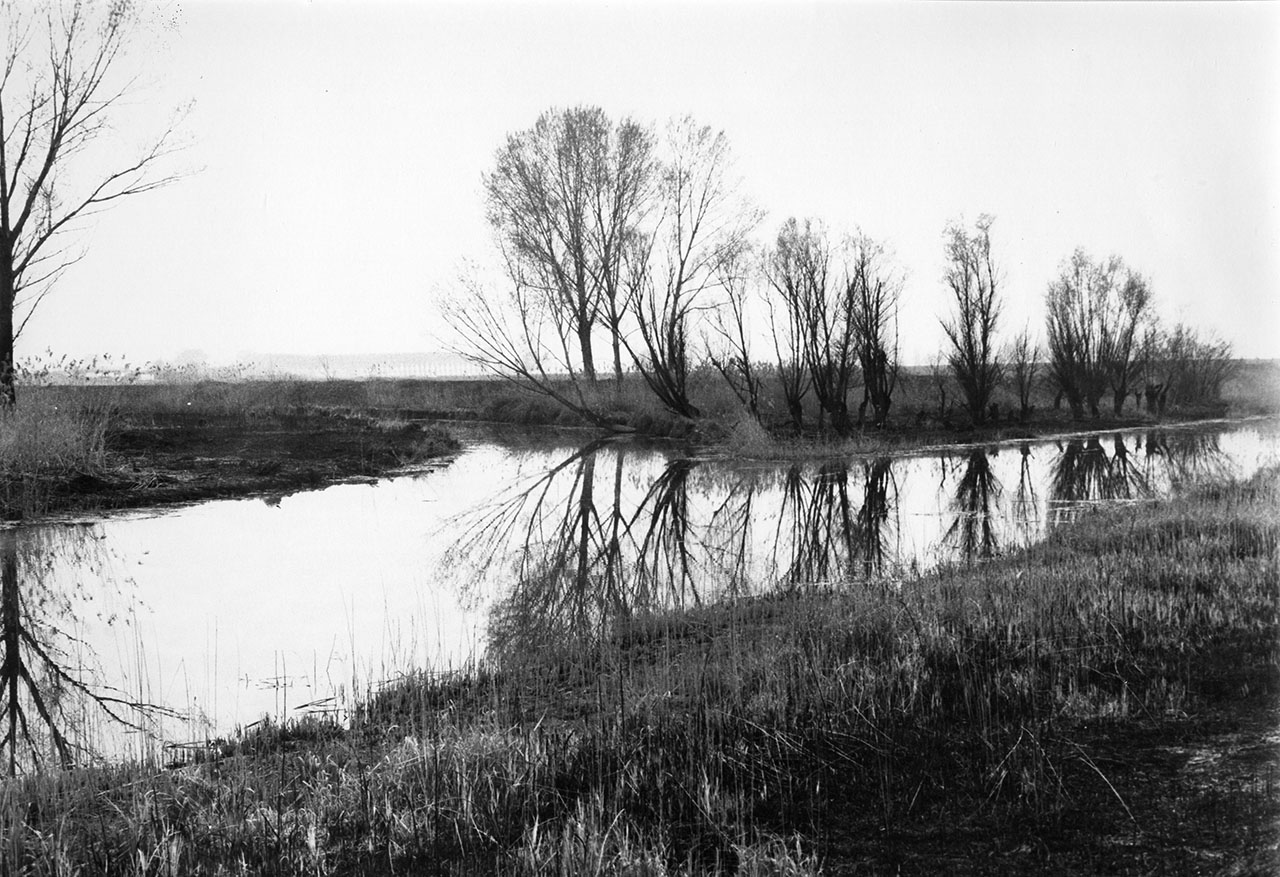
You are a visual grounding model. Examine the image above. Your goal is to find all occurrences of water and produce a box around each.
[2,419,1276,765]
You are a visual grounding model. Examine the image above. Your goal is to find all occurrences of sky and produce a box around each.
[16,0,1280,369]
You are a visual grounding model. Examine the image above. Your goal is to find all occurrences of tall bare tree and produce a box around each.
[765,218,857,433]
[705,240,762,420]
[1045,249,1152,418]
[589,118,656,388]
[483,106,654,387]
[1098,269,1152,414]
[766,274,811,431]
[624,117,758,419]
[1044,249,1100,417]
[846,233,900,427]
[941,215,1003,424]
[1007,325,1040,421]
[1,0,183,405]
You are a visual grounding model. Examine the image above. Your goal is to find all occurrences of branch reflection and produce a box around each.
[0,526,151,773]
[944,448,1002,561]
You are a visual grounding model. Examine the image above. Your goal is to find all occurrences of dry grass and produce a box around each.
[0,394,111,516]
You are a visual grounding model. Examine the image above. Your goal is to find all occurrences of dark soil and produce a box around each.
[4,412,459,520]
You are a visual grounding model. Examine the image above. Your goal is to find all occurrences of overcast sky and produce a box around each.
[19,0,1280,368]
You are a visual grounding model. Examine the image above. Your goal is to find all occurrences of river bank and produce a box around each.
[0,409,459,521]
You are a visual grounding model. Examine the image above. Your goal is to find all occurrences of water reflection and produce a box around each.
[455,445,909,654]
[0,527,150,772]
[1046,430,1234,526]
[774,459,896,587]
[944,449,1002,561]
[1142,430,1232,490]
[1010,444,1040,548]
[463,425,1267,654]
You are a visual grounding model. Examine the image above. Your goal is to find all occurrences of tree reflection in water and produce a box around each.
[452,443,901,660]
[1010,443,1040,549]
[857,458,895,579]
[460,428,1243,659]
[772,458,897,588]
[1048,435,1154,527]
[1141,429,1232,491]
[944,448,1002,561]
[454,443,708,659]
[0,527,153,774]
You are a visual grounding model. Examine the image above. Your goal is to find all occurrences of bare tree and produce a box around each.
[1045,249,1099,417]
[624,118,758,420]
[483,106,654,387]
[941,216,1004,424]
[847,233,900,427]
[927,351,951,423]
[1142,321,1237,414]
[1098,269,1152,414]
[589,119,657,388]
[766,273,811,431]
[1045,249,1152,418]
[1007,325,1040,422]
[1,0,184,405]
[765,218,857,433]
[439,260,622,429]
[705,240,762,420]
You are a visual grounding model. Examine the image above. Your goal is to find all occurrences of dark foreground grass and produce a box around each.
[1,469,1278,875]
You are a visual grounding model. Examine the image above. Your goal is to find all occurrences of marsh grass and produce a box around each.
[0,394,110,516]
[1,468,1277,874]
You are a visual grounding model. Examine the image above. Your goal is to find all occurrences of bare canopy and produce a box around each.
[0,0,184,405]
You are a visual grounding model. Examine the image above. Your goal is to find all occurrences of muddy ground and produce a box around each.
[4,412,459,520]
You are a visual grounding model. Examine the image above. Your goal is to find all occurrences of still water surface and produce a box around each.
[4,419,1276,762]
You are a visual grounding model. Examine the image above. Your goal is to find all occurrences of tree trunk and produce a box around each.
[831,401,851,435]
[1144,384,1162,413]
[577,321,596,384]
[612,334,623,390]
[0,251,16,408]
[1112,388,1126,415]
[787,398,804,431]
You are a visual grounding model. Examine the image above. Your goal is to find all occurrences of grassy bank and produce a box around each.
[2,466,1276,874]
[0,385,461,520]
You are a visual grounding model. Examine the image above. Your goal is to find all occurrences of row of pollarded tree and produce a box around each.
[947,235,1236,426]
[442,106,1236,434]
[1042,251,1236,420]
